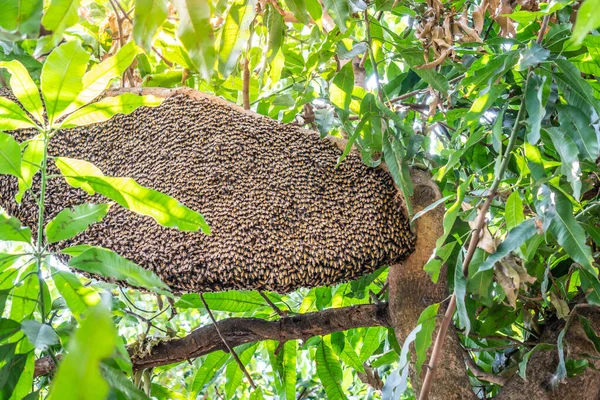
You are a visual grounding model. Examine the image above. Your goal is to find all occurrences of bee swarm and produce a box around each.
[0,88,415,293]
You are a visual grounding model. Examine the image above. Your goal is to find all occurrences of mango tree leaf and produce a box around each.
[316,341,346,400]
[557,105,599,162]
[546,189,594,273]
[0,132,23,179]
[435,177,472,249]
[462,51,519,95]
[554,59,600,115]
[0,213,31,243]
[57,94,164,129]
[322,0,351,33]
[518,343,555,380]
[64,41,141,115]
[225,343,258,399]
[101,364,149,400]
[67,246,171,294]
[0,0,42,38]
[414,303,440,374]
[174,291,267,312]
[48,305,117,400]
[435,131,485,179]
[545,127,582,200]
[525,74,546,144]
[337,339,364,373]
[52,270,100,320]
[0,60,43,123]
[330,62,354,110]
[40,40,90,124]
[283,0,310,24]
[0,318,20,342]
[42,0,81,38]
[174,0,215,81]
[382,324,421,398]
[0,96,37,129]
[20,321,59,350]
[218,0,257,77]
[478,219,538,272]
[190,351,230,395]
[572,0,600,45]
[45,203,111,243]
[505,191,524,231]
[10,264,38,320]
[402,49,449,94]
[55,157,210,233]
[454,250,471,335]
[579,268,600,306]
[579,315,600,352]
[0,344,28,399]
[516,42,550,71]
[358,327,383,361]
[133,0,168,51]
[16,135,44,203]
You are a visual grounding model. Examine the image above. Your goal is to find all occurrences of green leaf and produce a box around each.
[478,219,538,272]
[57,93,164,129]
[190,351,230,395]
[572,0,600,45]
[557,105,599,163]
[0,318,20,342]
[0,95,37,130]
[48,305,117,400]
[133,0,168,51]
[316,341,346,400]
[315,286,332,310]
[10,264,38,320]
[330,62,354,110]
[525,74,546,144]
[0,132,23,179]
[64,41,142,115]
[579,268,600,306]
[102,364,149,400]
[454,250,470,335]
[20,320,59,350]
[554,59,600,116]
[67,246,171,294]
[42,0,80,38]
[174,0,215,81]
[0,60,43,123]
[462,51,519,96]
[414,303,439,374]
[546,189,594,273]
[46,203,110,243]
[545,127,582,200]
[174,291,267,312]
[225,343,258,399]
[218,0,257,78]
[382,324,421,398]
[518,343,555,381]
[0,213,31,243]
[435,177,471,249]
[516,42,550,71]
[283,0,310,24]
[425,241,457,283]
[322,0,350,33]
[435,132,485,179]
[337,339,364,373]
[505,192,524,231]
[16,135,44,203]
[40,40,90,124]
[55,157,210,233]
[52,270,100,320]
[402,49,449,94]
[271,340,297,400]
[0,344,28,399]
[382,130,413,215]
[0,0,42,38]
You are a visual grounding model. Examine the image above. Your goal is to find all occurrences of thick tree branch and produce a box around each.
[35,303,390,376]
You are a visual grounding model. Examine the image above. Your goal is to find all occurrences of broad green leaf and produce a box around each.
[315,286,332,310]
[68,246,171,294]
[40,40,90,124]
[414,303,439,374]
[48,305,117,400]
[42,0,80,37]
[547,189,594,273]
[64,41,142,115]
[436,132,485,179]
[337,339,363,373]
[322,0,350,33]
[572,0,600,45]
[52,270,101,319]
[579,315,600,352]
[435,177,471,249]
[266,6,284,63]
[218,0,257,77]
[478,219,538,272]
[20,321,59,350]
[518,343,555,380]
[579,268,600,306]
[16,135,44,203]
[316,341,346,400]
[525,74,546,144]
[465,85,504,126]
[358,327,383,361]
[0,344,28,399]
[46,203,110,243]
[283,0,310,24]
[133,0,168,51]
[190,351,230,395]
[0,318,20,342]
[224,343,258,399]
[57,94,164,129]
[330,62,354,110]
[425,241,457,283]
[102,364,149,400]
[269,340,297,400]
[516,42,549,71]
[554,59,600,115]
[0,213,31,243]
[174,0,215,81]
[174,291,267,312]
[0,0,42,38]
[462,51,519,96]
[0,132,23,179]
[10,264,38,320]
[0,60,43,123]
[0,96,37,130]
[402,49,449,94]
[55,157,210,233]
[505,192,524,231]
[382,130,413,215]
[557,105,599,162]
[382,324,421,398]
[546,127,582,200]
[454,250,470,335]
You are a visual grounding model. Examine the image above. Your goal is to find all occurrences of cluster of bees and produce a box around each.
[0,92,415,293]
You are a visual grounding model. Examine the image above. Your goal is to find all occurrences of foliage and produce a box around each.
[0,0,598,399]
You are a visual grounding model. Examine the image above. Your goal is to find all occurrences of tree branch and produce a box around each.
[35,303,390,376]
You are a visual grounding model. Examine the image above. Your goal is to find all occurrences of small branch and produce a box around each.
[200,293,256,389]
[259,291,286,316]
[390,74,465,104]
[463,351,508,386]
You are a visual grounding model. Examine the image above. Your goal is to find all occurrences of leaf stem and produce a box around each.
[35,130,50,324]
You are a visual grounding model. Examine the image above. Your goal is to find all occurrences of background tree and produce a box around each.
[0,0,599,399]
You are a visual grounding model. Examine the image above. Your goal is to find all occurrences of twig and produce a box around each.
[108,0,135,87]
[417,15,552,400]
[259,291,286,316]
[390,74,465,104]
[463,351,508,386]
[200,293,257,389]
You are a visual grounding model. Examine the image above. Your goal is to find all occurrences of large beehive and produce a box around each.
[0,88,415,293]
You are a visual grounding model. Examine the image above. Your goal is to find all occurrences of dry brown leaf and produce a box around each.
[473,5,485,34]
[495,262,520,309]
[550,292,570,319]
[462,202,498,253]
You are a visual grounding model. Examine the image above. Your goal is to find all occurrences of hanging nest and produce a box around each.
[0,88,415,293]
